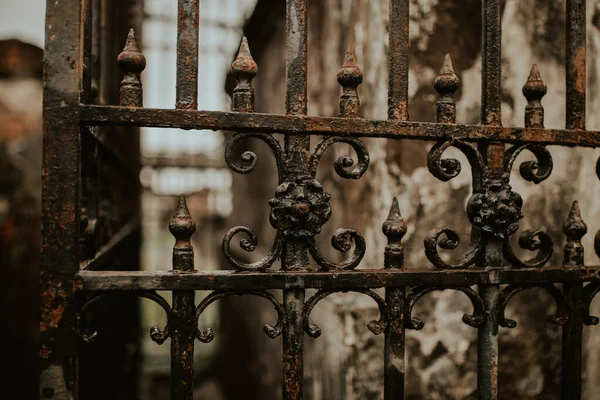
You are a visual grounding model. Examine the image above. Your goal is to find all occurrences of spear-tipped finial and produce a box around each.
[169,195,196,271]
[563,201,587,267]
[523,64,547,128]
[382,198,407,240]
[337,47,363,118]
[382,198,407,269]
[118,29,146,74]
[434,54,459,124]
[231,37,258,113]
[118,28,146,107]
[231,37,258,78]
[337,47,363,88]
[523,64,547,100]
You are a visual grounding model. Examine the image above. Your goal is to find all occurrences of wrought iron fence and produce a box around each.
[40,0,600,399]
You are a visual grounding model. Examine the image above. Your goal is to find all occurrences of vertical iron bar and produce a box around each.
[478,2,502,399]
[383,198,407,400]
[169,196,197,400]
[283,1,309,399]
[561,201,587,399]
[566,0,586,130]
[561,284,583,400]
[562,2,587,393]
[40,0,83,398]
[388,0,409,121]
[481,0,502,127]
[176,0,200,110]
[82,0,93,104]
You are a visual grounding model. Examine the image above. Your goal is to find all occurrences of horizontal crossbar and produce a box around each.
[79,105,600,148]
[77,267,600,291]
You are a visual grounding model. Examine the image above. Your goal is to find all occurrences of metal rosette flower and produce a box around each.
[269,179,332,238]
[467,176,523,240]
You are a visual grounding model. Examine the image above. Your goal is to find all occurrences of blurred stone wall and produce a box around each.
[225,0,600,398]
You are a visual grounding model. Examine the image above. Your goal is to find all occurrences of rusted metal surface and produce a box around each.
[283,2,309,398]
[79,105,600,147]
[176,0,199,110]
[169,196,196,399]
[388,0,409,121]
[43,0,600,399]
[118,29,145,107]
[40,0,82,398]
[561,201,587,399]
[383,198,406,399]
[566,0,586,130]
[76,267,600,291]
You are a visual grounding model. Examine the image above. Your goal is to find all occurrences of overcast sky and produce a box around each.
[0,0,45,48]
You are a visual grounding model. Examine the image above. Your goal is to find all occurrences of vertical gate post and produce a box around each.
[282,1,309,398]
[176,0,200,110]
[562,3,587,397]
[566,0,586,131]
[169,196,197,400]
[561,202,587,399]
[383,199,407,400]
[40,0,83,398]
[478,1,503,399]
[388,0,410,121]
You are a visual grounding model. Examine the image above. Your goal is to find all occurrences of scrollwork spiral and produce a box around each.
[77,291,172,344]
[504,144,553,184]
[225,132,285,183]
[195,290,285,343]
[308,228,366,271]
[584,281,600,326]
[498,284,568,328]
[406,286,485,330]
[303,289,388,338]
[309,136,370,179]
[427,140,485,190]
[424,227,481,269]
[222,227,282,271]
[503,229,553,269]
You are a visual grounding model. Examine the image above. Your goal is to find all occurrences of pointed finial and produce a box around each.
[522,64,547,128]
[563,201,587,267]
[231,37,258,113]
[169,195,196,271]
[337,47,363,118]
[382,198,407,269]
[434,54,459,123]
[118,28,146,107]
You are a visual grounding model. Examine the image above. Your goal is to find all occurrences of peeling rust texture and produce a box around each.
[566,0,586,130]
[76,268,600,291]
[282,1,309,398]
[388,0,410,121]
[383,198,407,398]
[481,0,502,127]
[282,290,304,400]
[176,0,199,110]
[479,3,503,399]
[170,196,196,400]
[41,0,82,397]
[477,285,499,400]
[79,105,600,148]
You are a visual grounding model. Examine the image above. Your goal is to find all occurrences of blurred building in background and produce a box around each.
[126,0,257,397]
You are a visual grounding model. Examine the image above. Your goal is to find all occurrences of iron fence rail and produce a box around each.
[40,0,600,399]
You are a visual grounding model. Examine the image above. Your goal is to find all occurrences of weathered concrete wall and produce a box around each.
[227,0,600,398]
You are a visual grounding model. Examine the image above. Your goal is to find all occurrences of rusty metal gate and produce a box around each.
[40,0,600,399]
